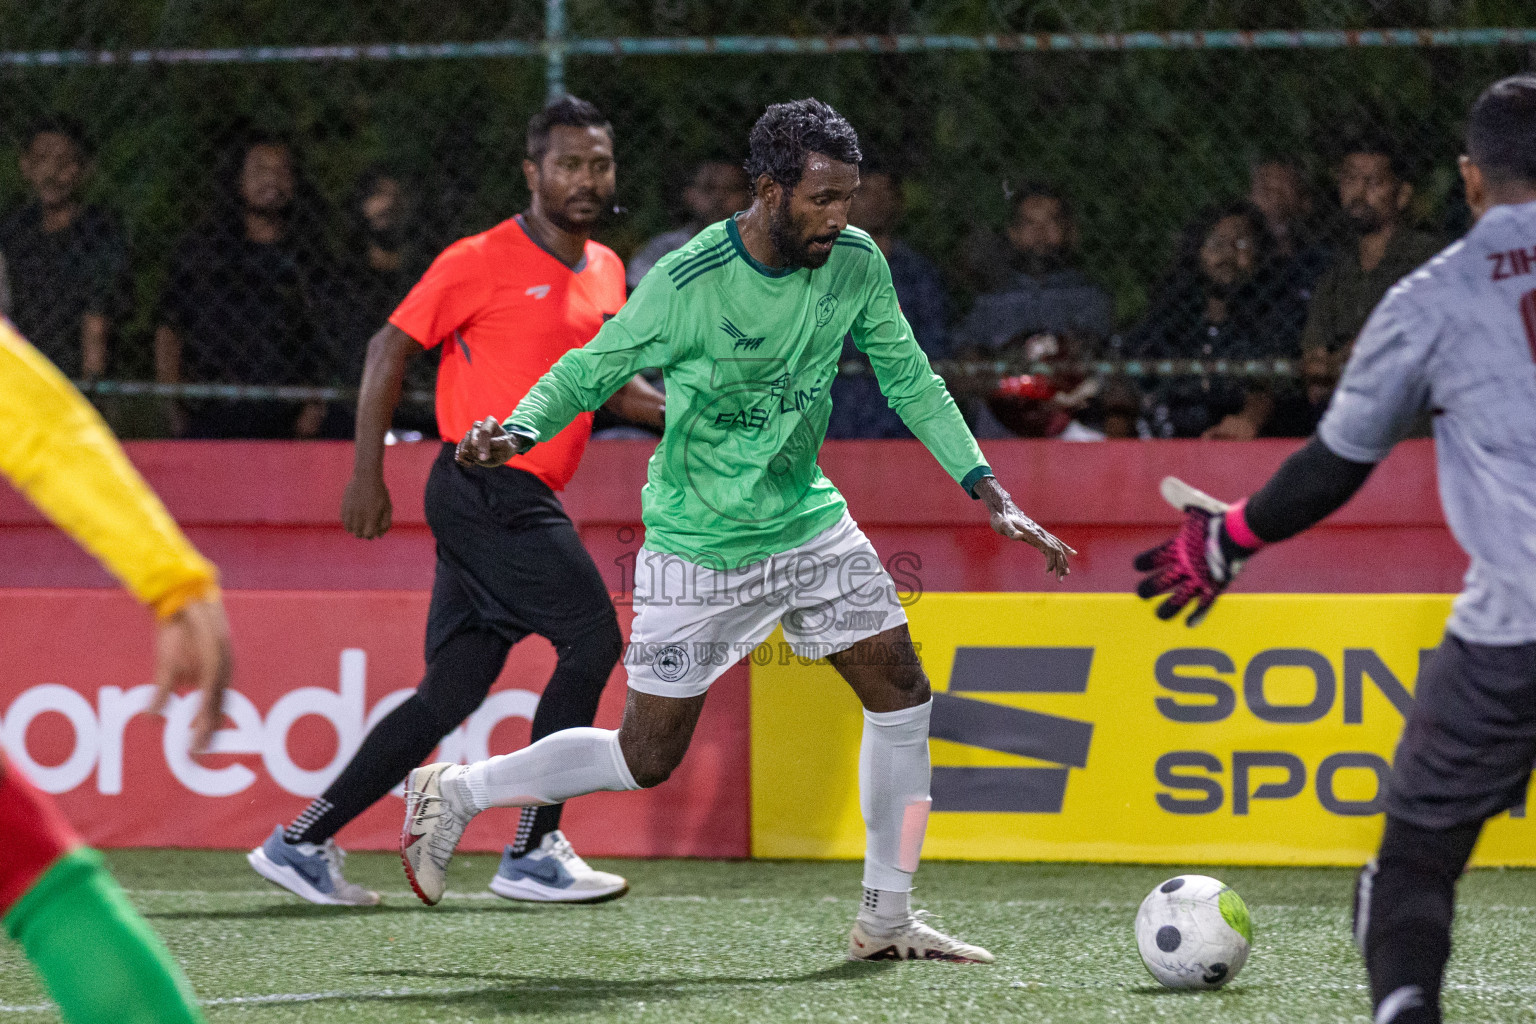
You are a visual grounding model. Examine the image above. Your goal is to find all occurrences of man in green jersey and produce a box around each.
[400,99,1074,962]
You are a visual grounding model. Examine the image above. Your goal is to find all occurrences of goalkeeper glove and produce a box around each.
[1134,476,1263,627]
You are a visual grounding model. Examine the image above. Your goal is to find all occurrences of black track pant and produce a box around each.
[286,444,622,850]
[1353,634,1536,1024]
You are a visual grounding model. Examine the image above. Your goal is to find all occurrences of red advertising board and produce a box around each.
[0,590,749,857]
[0,438,1458,860]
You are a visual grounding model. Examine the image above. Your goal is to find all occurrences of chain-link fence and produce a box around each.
[1,2,1533,439]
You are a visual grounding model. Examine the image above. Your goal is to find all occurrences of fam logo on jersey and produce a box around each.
[654,644,692,683]
[720,317,766,351]
[815,293,839,327]
[931,647,1093,814]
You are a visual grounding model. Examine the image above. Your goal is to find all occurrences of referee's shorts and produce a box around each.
[1385,631,1536,830]
[421,443,615,661]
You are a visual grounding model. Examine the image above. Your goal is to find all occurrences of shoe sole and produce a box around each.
[846,949,993,964]
[247,848,360,906]
[487,873,629,904]
[846,929,994,964]
[400,768,440,907]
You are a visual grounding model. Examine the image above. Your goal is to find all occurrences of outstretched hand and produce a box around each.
[976,476,1075,579]
[1133,476,1254,626]
[455,417,536,468]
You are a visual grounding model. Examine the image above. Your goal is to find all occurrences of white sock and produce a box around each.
[857,699,933,919]
[438,764,478,815]
[459,727,640,813]
[861,886,911,928]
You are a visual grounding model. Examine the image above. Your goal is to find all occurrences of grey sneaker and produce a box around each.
[247,825,380,906]
[488,830,629,904]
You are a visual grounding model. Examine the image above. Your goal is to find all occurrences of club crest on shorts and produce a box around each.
[815,293,838,327]
[654,643,691,683]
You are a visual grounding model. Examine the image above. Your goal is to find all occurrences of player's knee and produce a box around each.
[415,684,486,733]
[1357,816,1474,954]
[556,613,623,679]
[622,746,684,789]
[584,613,624,674]
[1378,815,1480,872]
[616,728,689,789]
[886,660,931,706]
[416,630,507,727]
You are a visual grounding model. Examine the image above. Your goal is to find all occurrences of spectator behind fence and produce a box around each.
[952,183,1114,355]
[0,118,130,381]
[1248,156,1331,322]
[155,133,331,439]
[1303,139,1444,361]
[1258,140,1445,439]
[317,167,436,438]
[825,168,949,439]
[624,159,751,289]
[1187,161,1326,440]
[951,183,1113,439]
[1128,202,1294,438]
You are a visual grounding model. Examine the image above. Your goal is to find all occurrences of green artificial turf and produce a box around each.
[1,852,1533,1023]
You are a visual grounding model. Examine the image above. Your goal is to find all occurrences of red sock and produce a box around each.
[0,753,81,918]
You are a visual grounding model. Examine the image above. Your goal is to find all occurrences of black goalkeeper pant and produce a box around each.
[1353,634,1536,1024]
[286,443,622,852]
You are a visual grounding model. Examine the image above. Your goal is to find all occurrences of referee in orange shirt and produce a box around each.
[247,96,664,905]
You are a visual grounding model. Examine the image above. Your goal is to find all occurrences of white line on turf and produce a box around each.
[123,889,731,902]
[123,890,827,904]
[116,890,1536,918]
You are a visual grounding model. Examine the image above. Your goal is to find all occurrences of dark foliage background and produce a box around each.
[0,0,1531,379]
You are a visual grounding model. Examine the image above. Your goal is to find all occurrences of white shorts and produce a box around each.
[624,513,909,698]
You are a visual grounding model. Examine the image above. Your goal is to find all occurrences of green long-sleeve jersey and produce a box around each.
[508,218,991,568]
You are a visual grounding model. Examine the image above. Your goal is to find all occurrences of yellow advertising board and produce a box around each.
[750,594,1535,866]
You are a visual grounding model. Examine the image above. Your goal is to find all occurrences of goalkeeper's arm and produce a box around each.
[1225,435,1378,550]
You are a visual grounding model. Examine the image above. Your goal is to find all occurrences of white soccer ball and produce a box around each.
[1134,874,1253,989]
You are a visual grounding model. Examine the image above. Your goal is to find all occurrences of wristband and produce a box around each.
[150,578,221,621]
[1222,498,1265,551]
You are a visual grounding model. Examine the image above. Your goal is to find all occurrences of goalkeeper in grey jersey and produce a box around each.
[1136,76,1536,1024]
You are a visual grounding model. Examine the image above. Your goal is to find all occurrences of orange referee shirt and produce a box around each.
[389,215,626,491]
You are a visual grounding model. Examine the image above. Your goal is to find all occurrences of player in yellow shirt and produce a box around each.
[0,317,231,1024]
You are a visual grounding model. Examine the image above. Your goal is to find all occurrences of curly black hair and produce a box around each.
[744,98,861,195]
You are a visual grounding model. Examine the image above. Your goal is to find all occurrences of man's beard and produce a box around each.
[38,185,78,211]
[1018,249,1066,276]
[1344,203,1387,236]
[1203,277,1241,301]
[243,200,292,226]
[769,196,835,270]
[366,222,406,252]
[544,189,612,234]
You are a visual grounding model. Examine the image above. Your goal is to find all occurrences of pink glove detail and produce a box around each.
[1223,498,1266,551]
[1134,506,1251,627]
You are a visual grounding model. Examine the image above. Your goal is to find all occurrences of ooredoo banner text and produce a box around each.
[0,590,749,857]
